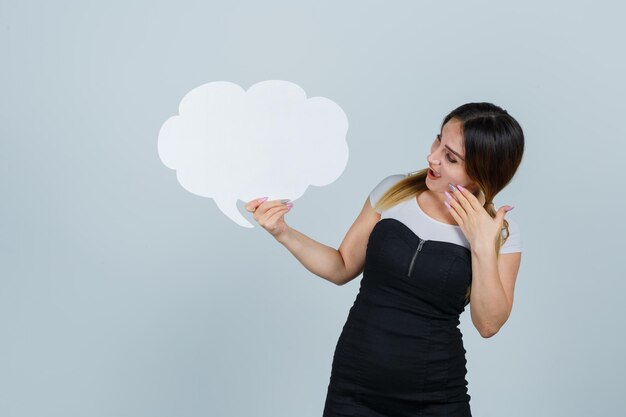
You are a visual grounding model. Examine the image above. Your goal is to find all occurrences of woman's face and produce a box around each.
[425,117,478,195]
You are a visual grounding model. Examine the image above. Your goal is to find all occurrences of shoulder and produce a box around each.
[368,173,408,213]
[500,216,522,254]
[372,173,407,192]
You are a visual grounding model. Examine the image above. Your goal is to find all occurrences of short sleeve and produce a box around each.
[499,217,522,254]
[368,174,407,214]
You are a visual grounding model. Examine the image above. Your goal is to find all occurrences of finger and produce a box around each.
[444,200,464,226]
[267,204,292,224]
[444,191,467,221]
[250,198,290,216]
[259,202,291,218]
[455,184,483,211]
[262,205,291,227]
[496,205,512,224]
[246,197,269,212]
[448,184,474,213]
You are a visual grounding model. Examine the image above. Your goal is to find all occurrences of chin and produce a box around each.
[426,178,446,192]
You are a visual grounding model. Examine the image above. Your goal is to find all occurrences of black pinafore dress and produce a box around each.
[322,217,473,417]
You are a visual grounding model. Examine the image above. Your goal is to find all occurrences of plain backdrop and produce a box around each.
[2,1,625,416]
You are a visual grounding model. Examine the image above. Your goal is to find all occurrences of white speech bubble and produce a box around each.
[157,80,349,228]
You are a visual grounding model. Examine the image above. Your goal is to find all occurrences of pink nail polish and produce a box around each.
[444,191,453,201]
[457,184,465,192]
[505,206,514,212]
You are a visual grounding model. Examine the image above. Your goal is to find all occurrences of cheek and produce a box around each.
[445,167,466,181]
[452,172,472,186]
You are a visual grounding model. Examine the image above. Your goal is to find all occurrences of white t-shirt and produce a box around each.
[369,174,522,254]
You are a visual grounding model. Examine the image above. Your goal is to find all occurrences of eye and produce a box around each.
[437,134,457,163]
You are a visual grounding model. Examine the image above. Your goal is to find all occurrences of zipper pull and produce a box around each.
[407,238,425,277]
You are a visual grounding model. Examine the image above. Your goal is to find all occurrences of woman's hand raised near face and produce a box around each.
[443,184,513,253]
[245,197,293,239]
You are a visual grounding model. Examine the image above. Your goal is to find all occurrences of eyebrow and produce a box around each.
[438,134,465,161]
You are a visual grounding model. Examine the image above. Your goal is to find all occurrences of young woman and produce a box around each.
[245,102,524,417]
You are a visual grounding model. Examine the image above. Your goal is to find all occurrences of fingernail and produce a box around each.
[258,197,269,202]
[505,206,515,212]
[448,183,457,192]
[285,203,293,208]
[444,191,453,201]
[280,199,291,204]
[444,201,451,209]
[457,184,465,192]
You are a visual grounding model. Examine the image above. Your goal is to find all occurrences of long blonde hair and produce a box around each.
[371,103,525,304]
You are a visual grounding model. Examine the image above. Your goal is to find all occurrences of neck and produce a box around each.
[427,187,486,208]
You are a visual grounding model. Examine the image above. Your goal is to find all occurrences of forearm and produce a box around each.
[275,226,346,285]
[469,247,511,337]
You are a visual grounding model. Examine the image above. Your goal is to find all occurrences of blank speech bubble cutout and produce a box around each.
[157,80,349,228]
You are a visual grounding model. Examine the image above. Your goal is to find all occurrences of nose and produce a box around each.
[427,153,441,166]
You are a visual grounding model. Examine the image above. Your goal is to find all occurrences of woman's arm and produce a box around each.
[469,250,522,338]
[275,226,347,285]
[275,197,380,286]
[441,184,522,338]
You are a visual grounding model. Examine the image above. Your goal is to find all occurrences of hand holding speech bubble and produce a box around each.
[158,80,349,228]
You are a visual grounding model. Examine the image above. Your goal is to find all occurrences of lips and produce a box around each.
[428,167,441,178]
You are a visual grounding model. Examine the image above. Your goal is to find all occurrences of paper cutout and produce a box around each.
[158,80,349,228]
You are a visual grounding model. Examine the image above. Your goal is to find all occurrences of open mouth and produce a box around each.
[428,168,441,178]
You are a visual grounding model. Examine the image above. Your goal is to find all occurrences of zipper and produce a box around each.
[407,238,425,277]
